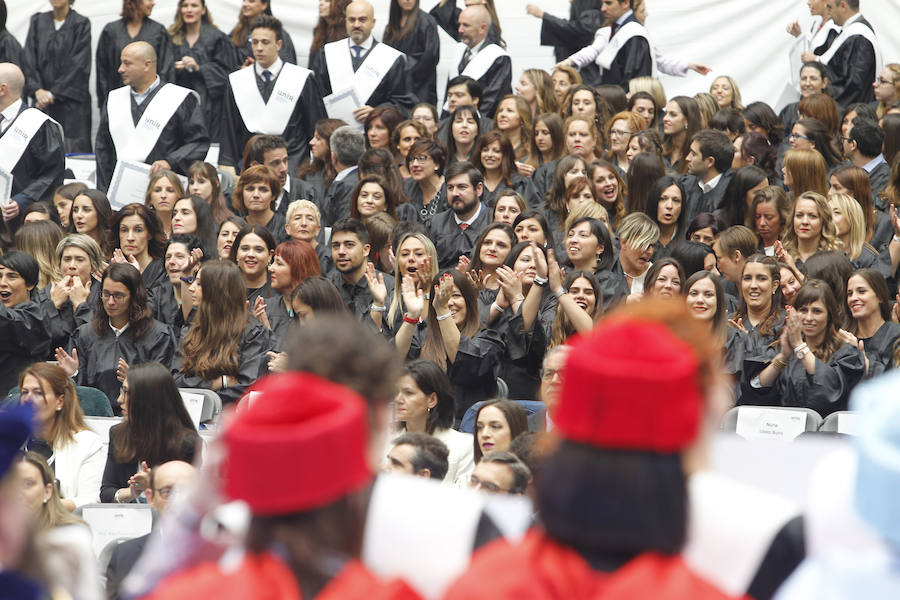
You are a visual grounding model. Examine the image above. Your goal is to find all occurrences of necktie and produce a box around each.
[458,48,472,73]
[263,70,272,83]
[352,45,362,60]
[610,23,618,38]
[459,223,469,231]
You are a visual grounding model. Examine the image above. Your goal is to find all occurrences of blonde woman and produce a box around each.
[829,193,878,268]
[780,191,841,264]
[387,232,439,333]
[783,149,829,197]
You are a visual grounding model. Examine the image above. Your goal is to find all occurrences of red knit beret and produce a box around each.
[223,372,371,515]
[554,317,703,453]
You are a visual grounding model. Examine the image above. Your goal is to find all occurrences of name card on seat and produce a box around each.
[735,407,808,441]
[837,412,860,435]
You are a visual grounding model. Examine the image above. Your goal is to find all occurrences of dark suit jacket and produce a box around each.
[321,168,360,227]
[598,13,652,90]
[105,533,149,600]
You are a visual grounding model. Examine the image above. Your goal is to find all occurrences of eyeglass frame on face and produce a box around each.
[470,474,508,493]
[102,290,128,302]
[409,154,431,164]
[788,132,811,142]
[609,129,632,138]
[541,366,564,381]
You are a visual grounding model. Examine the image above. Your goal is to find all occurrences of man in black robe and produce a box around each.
[443,5,511,120]
[221,16,325,174]
[429,161,492,269]
[321,126,365,227]
[819,0,879,106]
[309,0,415,125]
[681,129,735,223]
[0,63,65,227]
[595,0,652,90]
[525,0,605,86]
[94,42,210,192]
[22,4,93,153]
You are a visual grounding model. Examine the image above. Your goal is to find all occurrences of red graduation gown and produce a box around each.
[444,530,749,600]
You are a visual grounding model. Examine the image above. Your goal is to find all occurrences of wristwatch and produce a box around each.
[794,342,809,359]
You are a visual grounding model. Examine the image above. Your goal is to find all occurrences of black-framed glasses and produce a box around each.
[470,475,507,493]
[101,291,128,302]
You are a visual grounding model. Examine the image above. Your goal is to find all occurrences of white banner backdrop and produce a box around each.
[3,0,898,134]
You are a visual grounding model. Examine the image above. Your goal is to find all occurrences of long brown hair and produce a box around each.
[188,161,234,224]
[297,119,346,188]
[473,130,517,187]
[384,0,418,44]
[421,270,480,367]
[18,363,87,449]
[180,260,249,379]
[793,279,842,362]
[114,362,197,464]
[169,0,215,45]
[732,254,784,339]
[91,263,153,340]
[231,0,273,48]
[310,0,351,52]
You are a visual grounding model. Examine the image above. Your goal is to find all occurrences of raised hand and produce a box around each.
[69,276,90,308]
[547,248,564,292]
[184,247,204,275]
[456,254,470,273]
[859,340,869,376]
[253,296,271,329]
[414,255,433,290]
[401,274,424,319]
[432,272,454,313]
[266,351,287,374]
[55,347,78,377]
[364,262,388,307]
[496,265,524,305]
[116,358,130,383]
[50,276,71,309]
[727,316,747,333]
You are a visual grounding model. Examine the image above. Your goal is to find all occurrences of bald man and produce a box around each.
[94,42,210,193]
[443,5,511,119]
[106,461,196,600]
[308,0,416,124]
[0,62,65,228]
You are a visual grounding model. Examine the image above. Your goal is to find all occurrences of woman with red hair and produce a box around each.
[255,240,321,344]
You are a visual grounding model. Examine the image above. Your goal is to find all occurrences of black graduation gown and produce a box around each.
[539,1,605,85]
[681,170,734,224]
[141,259,167,292]
[532,160,557,198]
[220,64,326,171]
[851,244,879,270]
[385,11,440,105]
[321,168,360,227]
[778,103,799,139]
[445,47,511,120]
[860,320,900,378]
[407,327,505,423]
[95,18,176,108]
[308,40,417,115]
[599,14,652,90]
[172,25,235,142]
[99,424,199,502]
[147,278,181,328]
[497,292,556,401]
[0,30,23,66]
[299,170,327,209]
[596,261,631,310]
[172,321,273,405]
[868,161,890,209]
[428,206,493,269]
[827,21,878,106]
[4,104,66,208]
[94,78,211,192]
[481,174,543,210]
[740,343,865,418]
[326,269,395,327]
[262,293,294,347]
[22,10,93,152]
[70,319,176,412]
[401,178,447,228]
[230,28,297,67]
[246,282,273,307]
[0,301,52,396]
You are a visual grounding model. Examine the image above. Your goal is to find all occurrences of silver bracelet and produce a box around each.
[436,311,453,321]
[553,289,566,299]
[370,303,386,313]
[491,301,504,313]
[533,275,548,286]
[893,234,900,244]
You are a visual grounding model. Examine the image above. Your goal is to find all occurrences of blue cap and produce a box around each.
[0,403,33,480]
[852,371,900,546]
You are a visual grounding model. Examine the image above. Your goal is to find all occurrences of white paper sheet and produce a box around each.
[323,86,363,130]
[82,504,153,559]
[108,160,151,210]
[180,391,204,430]
[0,167,12,205]
[734,406,808,441]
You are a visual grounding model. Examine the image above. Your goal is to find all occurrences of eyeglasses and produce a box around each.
[101,291,128,302]
[609,129,632,138]
[409,155,431,164]
[788,132,810,142]
[541,367,564,381]
[470,475,507,493]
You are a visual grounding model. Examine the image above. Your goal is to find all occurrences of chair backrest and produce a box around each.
[81,503,153,559]
[179,388,222,427]
[722,405,823,441]
[819,411,860,435]
[84,416,123,456]
[496,378,509,399]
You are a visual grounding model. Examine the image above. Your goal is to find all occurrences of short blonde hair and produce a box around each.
[565,201,609,232]
[628,76,666,111]
[286,199,321,225]
[617,212,659,251]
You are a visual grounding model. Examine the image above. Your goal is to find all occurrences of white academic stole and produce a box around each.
[229,63,310,134]
[107,83,193,162]
[595,21,655,76]
[819,18,882,79]
[0,108,58,173]
[324,40,403,105]
[450,42,507,80]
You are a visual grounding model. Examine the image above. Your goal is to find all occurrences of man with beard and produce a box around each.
[428,161,492,269]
